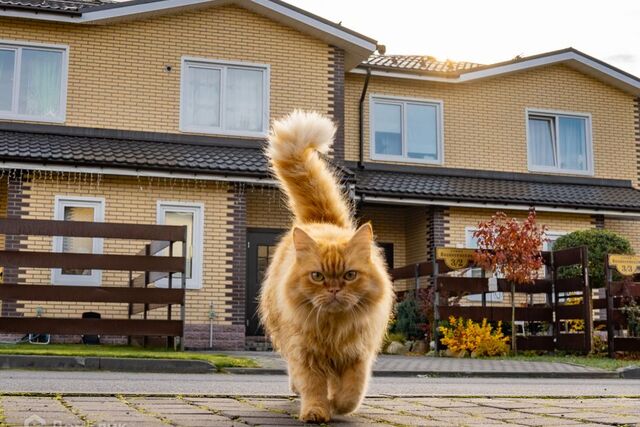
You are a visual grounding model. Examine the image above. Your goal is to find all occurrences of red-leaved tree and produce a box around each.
[473,209,547,353]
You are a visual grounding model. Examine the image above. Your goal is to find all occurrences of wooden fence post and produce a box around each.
[605,259,615,357]
[581,246,593,354]
[433,256,440,356]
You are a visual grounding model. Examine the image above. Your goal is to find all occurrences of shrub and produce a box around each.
[553,229,633,288]
[391,295,426,340]
[439,316,510,357]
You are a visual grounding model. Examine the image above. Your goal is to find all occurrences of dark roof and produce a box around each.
[364,55,482,74]
[0,127,270,177]
[355,167,640,213]
[0,0,111,14]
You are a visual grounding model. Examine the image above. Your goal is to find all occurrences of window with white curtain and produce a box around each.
[52,197,104,286]
[157,202,204,290]
[527,110,592,175]
[0,42,67,122]
[180,58,269,137]
[371,95,443,164]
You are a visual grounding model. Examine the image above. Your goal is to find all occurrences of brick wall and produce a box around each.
[329,46,346,162]
[604,218,640,255]
[0,4,332,134]
[344,66,637,183]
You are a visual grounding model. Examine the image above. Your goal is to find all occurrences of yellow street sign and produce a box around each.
[436,247,475,270]
[608,254,640,276]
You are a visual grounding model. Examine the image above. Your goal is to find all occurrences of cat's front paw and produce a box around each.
[299,405,331,423]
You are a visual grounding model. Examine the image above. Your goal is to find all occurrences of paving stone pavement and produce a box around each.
[220,352,612,375]
[1,395,639,427]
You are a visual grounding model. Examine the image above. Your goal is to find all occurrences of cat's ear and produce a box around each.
[348,223,373,257]
[292,227,317,252]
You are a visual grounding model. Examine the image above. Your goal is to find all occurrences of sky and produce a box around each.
[288,0,640,77]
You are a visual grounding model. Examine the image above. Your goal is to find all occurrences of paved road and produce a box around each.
[1,394,639,426]
[1,371,639,396]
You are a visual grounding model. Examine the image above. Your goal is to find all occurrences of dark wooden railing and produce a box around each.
[0,218,188,349]
[603,264,640,356]
[390,246,592,354]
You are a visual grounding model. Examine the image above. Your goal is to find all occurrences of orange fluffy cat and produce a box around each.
[259,111,394,423]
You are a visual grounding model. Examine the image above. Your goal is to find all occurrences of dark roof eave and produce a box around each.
[0,3,82,15]
[356,188,640,214]
[0,156,272,179]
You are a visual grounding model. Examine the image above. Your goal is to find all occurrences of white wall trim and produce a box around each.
[352,51,640,95]
[359,195,640,219]
[0,39,69,124]
[0,0,376,52]
[51,195,105,286]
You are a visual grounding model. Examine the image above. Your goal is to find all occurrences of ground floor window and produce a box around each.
[52,196,104,286]
[157,202,204,290]
[465,227,503,302]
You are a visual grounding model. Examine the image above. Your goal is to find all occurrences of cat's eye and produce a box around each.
[310,271,325,282]
[344,270,358,281]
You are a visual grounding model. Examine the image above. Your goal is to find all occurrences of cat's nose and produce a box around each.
[328,288,341,295]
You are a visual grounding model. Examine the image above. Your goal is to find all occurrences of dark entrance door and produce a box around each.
[246,229,283,336]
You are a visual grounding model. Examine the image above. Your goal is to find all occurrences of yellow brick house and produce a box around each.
[1,0,639,349]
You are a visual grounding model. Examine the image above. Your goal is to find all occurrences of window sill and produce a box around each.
[0,114,65,124]
[179,125,268,140]
[528,166,594,177]
[370,155,443,166]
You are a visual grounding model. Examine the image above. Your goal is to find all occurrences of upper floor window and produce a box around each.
[371,95,443,164]
[180,57,269,137]
[527,109,593,175]
[0,41,68,123]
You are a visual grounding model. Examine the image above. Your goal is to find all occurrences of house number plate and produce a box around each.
[436,248,475,270]
[608,254,640,276]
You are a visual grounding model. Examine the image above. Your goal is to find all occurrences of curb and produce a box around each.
[0,355,215,373]
[224,367,619,379]
[618,366,640,379]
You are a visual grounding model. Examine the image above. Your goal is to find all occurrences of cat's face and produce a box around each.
[291,224,381,313]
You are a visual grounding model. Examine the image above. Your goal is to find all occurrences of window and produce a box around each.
[180,58,269,137]
[0,41,67,122]
[157,202,204,289]
[52,197,104,286]
[544,231,566,252]
[465,227,503,302]
[371,95,443,164]
[527,109,592,175]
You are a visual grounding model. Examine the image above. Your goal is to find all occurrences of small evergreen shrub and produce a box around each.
[553,229,633,288]
[391,296,426,340]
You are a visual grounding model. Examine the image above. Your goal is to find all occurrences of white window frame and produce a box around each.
[544,230,567,252]
[179,57,270,138]
[465,227,504,302]
[525,108,594,176]
[51,196,105,286]
[0,39,69,123]
[370,94,444,165]
[156,201,204,290]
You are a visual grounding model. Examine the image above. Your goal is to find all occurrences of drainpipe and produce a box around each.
[358,66,371,169]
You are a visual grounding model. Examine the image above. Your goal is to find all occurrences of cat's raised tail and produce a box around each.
[267,110,351,228]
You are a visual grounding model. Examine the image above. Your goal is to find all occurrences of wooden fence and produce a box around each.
[390,246,592,354]
[602,256,640,356]
[0,218,188,349]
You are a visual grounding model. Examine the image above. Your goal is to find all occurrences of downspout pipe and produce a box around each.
[358,66,371,169]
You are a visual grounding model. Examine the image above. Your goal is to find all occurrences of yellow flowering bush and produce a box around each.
[439,316,510,357]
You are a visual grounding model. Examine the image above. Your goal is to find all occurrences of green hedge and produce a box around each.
[553,229,633,288]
